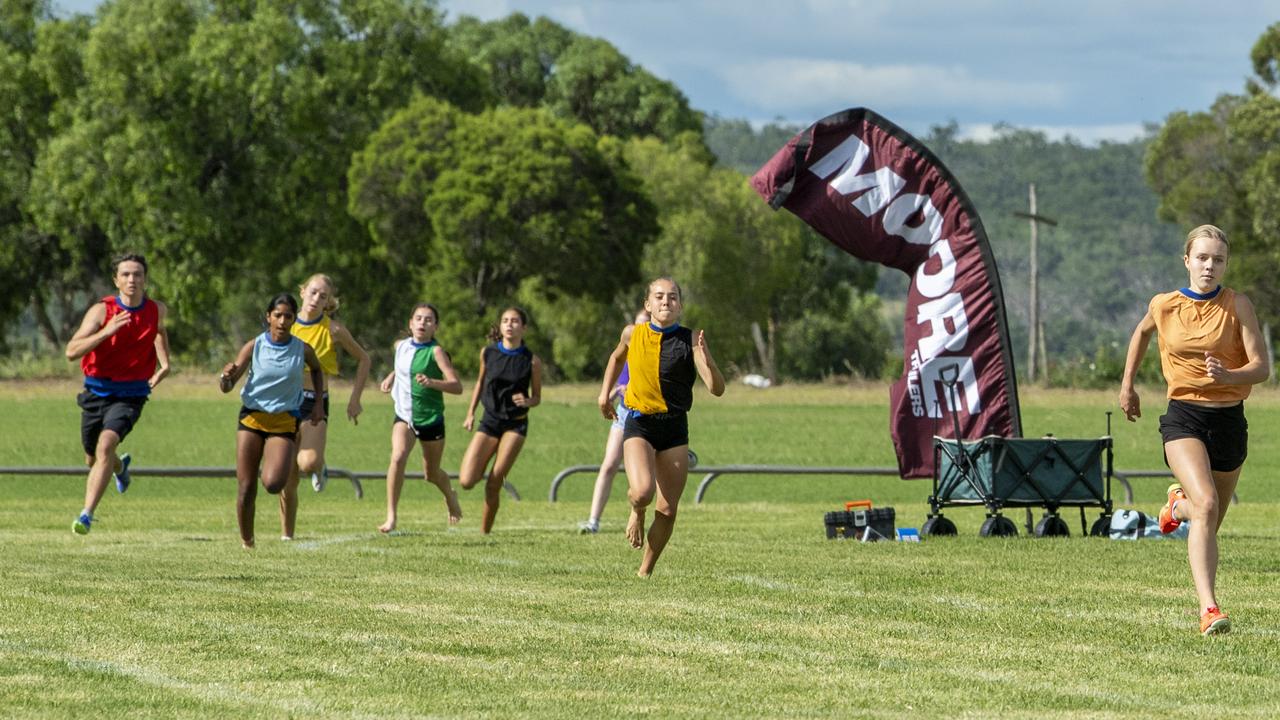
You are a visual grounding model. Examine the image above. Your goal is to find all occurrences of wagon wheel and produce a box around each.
[921,515,958,537]
[1089,515,1111,537]
[980,515,1018,538]
[1034,514,1070,538]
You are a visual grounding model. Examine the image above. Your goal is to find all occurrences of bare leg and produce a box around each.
[296,418,328,476]
[638,445,690,577]
[282,420,326,538]
[1210,470,1239,532]
[82,430,123,515]
[235,430,266,548]
[623,437,656,550]
[458,432,499,491]
[1165,438,1236,613]
[459,432,499,533]
[479,432,526,534]
[587,426,625,526]
[420,438,461,525]
[279,460,300,539]
[261,435,297,495]
[380,422,414,532]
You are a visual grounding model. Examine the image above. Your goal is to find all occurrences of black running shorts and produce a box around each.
[1159,399,1248,473]
[300,390,329,422]
[477,414,528,439]
[394,415,446,442]
[623,411,689,453]
[78,391,147,456]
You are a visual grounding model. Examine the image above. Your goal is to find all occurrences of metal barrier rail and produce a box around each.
[549,464,1234,506]
[4,463,1203,509]
[548,464,900,503]
[1113,470,1237,505]
[0,467,522,502]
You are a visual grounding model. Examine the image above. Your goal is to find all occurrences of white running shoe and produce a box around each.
[311,465,328,492]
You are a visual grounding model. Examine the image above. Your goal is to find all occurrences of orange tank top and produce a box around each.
[1150,287,1250,403]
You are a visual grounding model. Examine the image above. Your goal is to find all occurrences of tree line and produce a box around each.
[4,3,1275,387]
[0,1,882,382]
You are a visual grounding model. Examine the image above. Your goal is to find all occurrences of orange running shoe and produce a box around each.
[1158,483,1186,534]
[1201,606,1231,636]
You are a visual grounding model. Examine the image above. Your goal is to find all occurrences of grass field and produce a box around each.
[3,378,1280,718]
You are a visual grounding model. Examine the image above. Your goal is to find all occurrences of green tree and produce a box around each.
[1146,22,1280,325]
[448,12,702,143]
[22,0,487,358]
[447,13,570,108]
[0,2,94,350]
[348,97,658,378]
[625,133,884,381]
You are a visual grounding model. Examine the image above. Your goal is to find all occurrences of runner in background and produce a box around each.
[282,273,370,539]
[458,307,542,534]
[378,302,463,532]
[579,308,650,534]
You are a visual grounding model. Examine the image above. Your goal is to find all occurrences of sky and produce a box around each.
[436,0,1279,143]
[55,0,1280,144]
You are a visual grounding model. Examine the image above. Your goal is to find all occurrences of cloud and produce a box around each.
[958,122,1150,145]
[722,59,1067,116]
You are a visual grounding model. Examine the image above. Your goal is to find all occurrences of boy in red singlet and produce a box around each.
[64,254,171,534]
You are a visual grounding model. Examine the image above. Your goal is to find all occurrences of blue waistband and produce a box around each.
[84,376,151,398]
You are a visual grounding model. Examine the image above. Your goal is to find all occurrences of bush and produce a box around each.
[1046,342,1164,389]
[779,294,890,380]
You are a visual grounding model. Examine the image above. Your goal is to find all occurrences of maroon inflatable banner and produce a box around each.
[751,108,1021,478]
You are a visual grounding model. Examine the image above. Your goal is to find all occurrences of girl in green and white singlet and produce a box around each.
[377,303,463,532]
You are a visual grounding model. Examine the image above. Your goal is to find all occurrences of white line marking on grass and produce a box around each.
[930,595,991,611]
[291,533,371,550]
[1,640,321,715]
[730,574,797,591]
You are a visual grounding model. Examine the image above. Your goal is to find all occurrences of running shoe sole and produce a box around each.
[114,453,132,494]
[1159,483,1185,534]
[1202,613,1232,636]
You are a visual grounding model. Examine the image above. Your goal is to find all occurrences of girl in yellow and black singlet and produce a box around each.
[1119,225,1270,636]
[279,273,371,541]
[621,320,696,453]
[599,278,725,577]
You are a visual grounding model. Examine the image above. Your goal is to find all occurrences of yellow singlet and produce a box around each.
[291,314,338,375]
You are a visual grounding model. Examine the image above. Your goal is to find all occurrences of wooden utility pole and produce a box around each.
[1014,183,1057,384]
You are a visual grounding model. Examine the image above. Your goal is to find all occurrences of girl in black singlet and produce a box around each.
[459,307,543,533]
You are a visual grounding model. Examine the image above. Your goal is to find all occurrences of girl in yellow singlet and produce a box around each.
[1119,225,1270,636]
[279,273,371,540]
[598,278,725,577]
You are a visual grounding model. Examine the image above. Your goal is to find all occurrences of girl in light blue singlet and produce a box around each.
[219,293,326,549]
